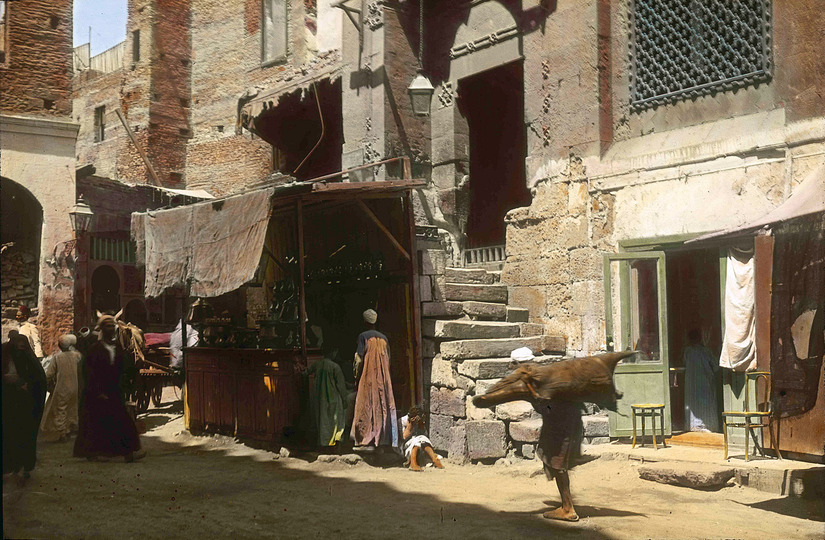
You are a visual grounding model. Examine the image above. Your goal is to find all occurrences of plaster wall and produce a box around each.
[0,115,79,355]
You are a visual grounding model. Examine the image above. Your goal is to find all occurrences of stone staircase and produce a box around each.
[421,267,571,463]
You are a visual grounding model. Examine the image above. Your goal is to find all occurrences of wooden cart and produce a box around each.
[134,347,182,413]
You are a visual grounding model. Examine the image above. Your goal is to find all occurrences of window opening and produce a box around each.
[132,29,140,62]
[94,106,106,142]
[629,0,772,110]
[261,0,287,64]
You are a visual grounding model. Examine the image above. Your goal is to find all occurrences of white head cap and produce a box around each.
[510,346,535,362]
[363,309,378,325]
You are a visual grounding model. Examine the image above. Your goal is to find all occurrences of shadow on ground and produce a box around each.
[737,497,825,522]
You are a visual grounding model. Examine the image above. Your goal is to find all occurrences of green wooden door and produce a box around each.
[604,252,671,438]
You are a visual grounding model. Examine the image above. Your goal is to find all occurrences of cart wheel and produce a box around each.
[136,389,151,413]
[151,383,163,407]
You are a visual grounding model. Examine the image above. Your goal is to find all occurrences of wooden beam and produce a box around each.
[297,199,308,363]
[115,108,162,186]
[404,193,423,405]
[356,199,410,261]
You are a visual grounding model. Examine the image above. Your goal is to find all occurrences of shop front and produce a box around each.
[132,176,425,444]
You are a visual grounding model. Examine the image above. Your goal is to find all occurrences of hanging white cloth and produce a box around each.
[719,246,757,371]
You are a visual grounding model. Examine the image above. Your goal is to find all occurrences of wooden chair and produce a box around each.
[631,403,666,449]
[722,371,782,461]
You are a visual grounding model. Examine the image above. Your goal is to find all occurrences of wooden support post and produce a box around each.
[404,193,423,405]
[356,199,410,261]
[182,282,191,430]
[297,199,308,364]
[115,108,162,186]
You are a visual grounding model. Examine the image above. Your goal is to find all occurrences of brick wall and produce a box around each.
[0,0,73,117]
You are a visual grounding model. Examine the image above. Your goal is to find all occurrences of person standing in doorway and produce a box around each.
[16,305,43,359]
[350,309,398,450]
[684,328,720,432]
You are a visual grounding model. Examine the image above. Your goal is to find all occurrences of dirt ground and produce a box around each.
[4,390,824,540]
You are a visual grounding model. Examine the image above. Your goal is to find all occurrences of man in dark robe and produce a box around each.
[73,314,144,462]
[2,331,47,478]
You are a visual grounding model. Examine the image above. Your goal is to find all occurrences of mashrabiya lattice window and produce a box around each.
[629,0,772,110]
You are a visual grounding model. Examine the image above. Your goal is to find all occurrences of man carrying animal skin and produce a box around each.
[474,347,633,522]
[73,311,145,462]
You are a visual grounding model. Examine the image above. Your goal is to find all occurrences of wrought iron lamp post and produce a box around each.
[69,194,94,329]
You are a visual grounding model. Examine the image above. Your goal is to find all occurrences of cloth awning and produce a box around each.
[132,188,275,298]
[155,187,214,199]
[131,179,426,298]
[688,163,825,244]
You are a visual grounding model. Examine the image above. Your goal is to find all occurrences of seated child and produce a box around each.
[400,405,444,471]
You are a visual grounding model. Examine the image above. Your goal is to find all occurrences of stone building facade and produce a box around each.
[1,0,79,353]
[69,0,824,460]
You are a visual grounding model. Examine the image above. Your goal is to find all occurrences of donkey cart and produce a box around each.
[133,346,182,414]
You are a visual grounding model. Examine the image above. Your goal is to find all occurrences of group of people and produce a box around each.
[2,307,145,481]
[307,308,443,470]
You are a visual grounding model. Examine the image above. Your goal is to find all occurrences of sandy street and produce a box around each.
[4,392,824,540]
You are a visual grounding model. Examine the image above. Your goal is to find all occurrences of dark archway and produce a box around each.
[124,298,148,329]
[1,177,44,311]
[91,264,121,315]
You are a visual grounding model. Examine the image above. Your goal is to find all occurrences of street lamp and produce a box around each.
[69,194,94,235]
[407,0,434,116]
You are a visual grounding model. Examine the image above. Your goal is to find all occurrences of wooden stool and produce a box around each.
[722,371,781,462]
[631,404,666,449]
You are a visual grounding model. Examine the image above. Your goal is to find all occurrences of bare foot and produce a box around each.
[542,507,579,522]
[432,458,444,469]
[409,463,422,471]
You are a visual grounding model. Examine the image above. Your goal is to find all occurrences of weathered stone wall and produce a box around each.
[1,116,79,356]
[0,0,73,117]
[1,250,39,313]
[73,69,125,179]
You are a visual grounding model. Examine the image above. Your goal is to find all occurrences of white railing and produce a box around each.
[463,245,506,266]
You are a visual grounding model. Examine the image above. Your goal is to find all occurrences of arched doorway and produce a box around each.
[91,264,121,315]
[1,177,43,314]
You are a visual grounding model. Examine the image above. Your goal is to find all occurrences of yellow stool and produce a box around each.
[631,404,666,449]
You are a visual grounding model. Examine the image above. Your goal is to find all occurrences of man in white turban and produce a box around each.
[40,334,82,442]
[350,308,398,449]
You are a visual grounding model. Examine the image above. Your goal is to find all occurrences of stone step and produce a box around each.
[462,301,508,320]
[440,335,566,361]
[506,307,529,323]
[421,301,464,319]
[457,358,516,379]
[638,463,736,490]
[445,267,495,284]
[487,270,501,283]
[423,320,521,340]
[445,283,508,303]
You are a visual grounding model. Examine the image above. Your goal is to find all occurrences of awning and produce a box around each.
[239,63,343,130]
[131,179,426,298]
[688,163,825,244]
[155,187,215,199]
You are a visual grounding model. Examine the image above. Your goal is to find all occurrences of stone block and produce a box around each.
[474,378,501,396]
[506,307,530,323]
[507,287,547,320]
[519,323,545,337]
[588,437,610,445]
[462,301,507,320]
[466,395,495,421]
[424,320,521,340]
[500,252,570,287]
[445,267,494,284]
[466,420,507,460]
[582,414,609,437]
[568,181,589,217]
[638,463,735,490]
[458,359,515,379]
[441,336,545,361]
[428,413,454,453]
[430,355,457,388]
[569,280,605,317]
[521,443,536,460]
[419,275,433,302]
[569,247,602,281]
[496,401,537,422]
[508,418,542,443]
[432,274,447,302]
[455,375,476,394]
[421,357,433,387]
[430,387,466,418]
[448,424,469,464]
[419,249,446,276]
[422,301,464,318]
[445,283,507,303]
[542,335,567,354]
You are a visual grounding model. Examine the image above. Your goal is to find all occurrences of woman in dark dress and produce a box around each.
[2,331,47,477]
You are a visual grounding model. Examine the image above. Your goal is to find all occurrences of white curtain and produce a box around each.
[719,246,757,371]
